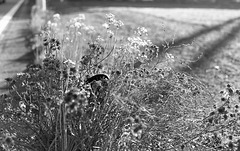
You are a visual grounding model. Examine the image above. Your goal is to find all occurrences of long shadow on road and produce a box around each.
[164,16,240,47]
[157,15,240,73]
[151,15,240,74]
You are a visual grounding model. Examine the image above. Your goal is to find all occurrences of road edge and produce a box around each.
[0,0,25,39]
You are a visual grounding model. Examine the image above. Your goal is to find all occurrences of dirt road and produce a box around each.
[0,0,18,20]
[0,0,34,94]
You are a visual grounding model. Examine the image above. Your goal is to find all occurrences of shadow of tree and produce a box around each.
[163,16,240,48]
[152,15,240,73]
[180,17,240,72]
[146,15,240,75]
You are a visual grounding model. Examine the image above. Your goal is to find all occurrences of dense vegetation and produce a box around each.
[0,12,240,151]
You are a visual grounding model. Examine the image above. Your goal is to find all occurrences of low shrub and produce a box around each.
[0,13,240,151]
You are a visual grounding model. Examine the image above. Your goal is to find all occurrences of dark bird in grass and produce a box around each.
[85,74,109,84]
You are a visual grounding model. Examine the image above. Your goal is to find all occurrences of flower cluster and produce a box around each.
[194,84,240,150]
[0,132,15,150]
[64,87,90,113]
[118,115,145,150]
[105,13,124,29]
[46,13,61,29]
[135,27,148,36]
[68,14,95,34]
[42,56,61,70]
[124,115,144,139]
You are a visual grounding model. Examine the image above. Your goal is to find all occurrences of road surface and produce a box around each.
[0,0,34,94]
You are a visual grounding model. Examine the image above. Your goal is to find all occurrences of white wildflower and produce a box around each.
[146,40,153,45]
[106,13,115,19]
[135,27,148,36]
[96,35,104,42]
[107,30,114,38]
[78,14,85,20]
[166,53,175,62]
[64,59,76,66]
[69,24,75,29]
[17,73,25,76]
[139,27,148,34]
[128,37,148,47]
[53,13,61,21]
[70,18,77,23]
[102,23,110,29]
[47,21,52,26]
[106,13,116,24]
[51,23,58,28]
[118,20,124,26]
[83,25,94,31]
[113,20,124,28]
[166,53,174,59]
[19,101,26,111]
[88,26,94,30]
[74,22,82,28]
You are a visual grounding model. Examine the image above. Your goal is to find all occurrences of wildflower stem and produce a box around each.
[19,117,47,150]
[14,141,38,151]
[60,104,68,151]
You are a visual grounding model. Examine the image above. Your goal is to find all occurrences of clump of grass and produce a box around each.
[0,13,240,151]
